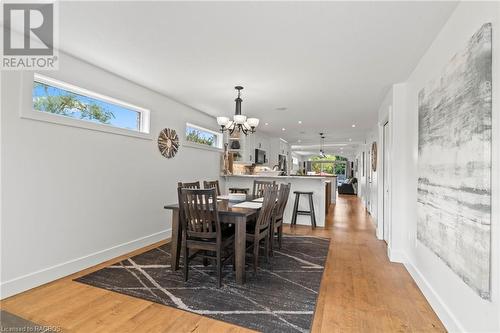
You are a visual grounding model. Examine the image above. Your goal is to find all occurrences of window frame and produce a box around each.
[185,122,223,151]
[22,73,151,140]
[309,160,347,176]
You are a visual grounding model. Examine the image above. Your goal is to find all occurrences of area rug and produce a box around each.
[76,235,330,333]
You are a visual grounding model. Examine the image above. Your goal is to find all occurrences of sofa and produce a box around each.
[338,177,357,195]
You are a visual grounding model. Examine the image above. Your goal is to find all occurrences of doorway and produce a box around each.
[382,121,391,243]
[366,148,371,211]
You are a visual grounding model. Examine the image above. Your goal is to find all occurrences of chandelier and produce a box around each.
[216,86,259,135]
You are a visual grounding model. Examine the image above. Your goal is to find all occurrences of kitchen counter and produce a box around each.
[221,174,337,227]
[224,174,329,179]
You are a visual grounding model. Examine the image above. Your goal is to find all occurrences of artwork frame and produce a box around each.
[417,23,492,299]
[158,128,180,158]
[371,142,377,172]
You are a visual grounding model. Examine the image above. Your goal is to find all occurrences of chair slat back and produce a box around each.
[178,181,201,189]
[203,180,221,196]
[255,185,278,231]
[275,183,291,220]
[253,180,275,197]
[178,188,219,239]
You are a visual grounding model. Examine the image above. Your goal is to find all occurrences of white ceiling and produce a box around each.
[58,1,457,152]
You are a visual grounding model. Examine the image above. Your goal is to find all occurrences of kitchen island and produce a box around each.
[221,175,336,227]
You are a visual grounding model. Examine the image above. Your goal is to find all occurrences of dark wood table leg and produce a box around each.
[170,208,181,271]
[269,219,274,257]
[235,216,247,284]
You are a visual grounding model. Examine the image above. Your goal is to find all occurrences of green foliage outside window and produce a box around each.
[33,82,115,124]
[310,154,347,175]
[186,128,215,147]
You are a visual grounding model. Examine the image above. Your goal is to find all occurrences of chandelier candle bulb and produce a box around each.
[233,115,247,124]
[247,118,259,128]
[217,117,230,126]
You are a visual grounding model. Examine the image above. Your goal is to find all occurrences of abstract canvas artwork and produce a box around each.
[417,23,492,299]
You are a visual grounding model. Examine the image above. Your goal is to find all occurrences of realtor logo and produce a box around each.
[2,2,58,69]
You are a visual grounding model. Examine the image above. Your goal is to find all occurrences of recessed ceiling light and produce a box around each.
[349,138,352,141]
[282,128,286,131]
[265,122,269,126]
[351,124,356,128]
[298,120,302,124]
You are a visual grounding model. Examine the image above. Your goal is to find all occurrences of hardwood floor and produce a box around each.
[287,195,445,332]
[1,195,445,332]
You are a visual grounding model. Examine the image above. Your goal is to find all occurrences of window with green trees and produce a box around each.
[185,123,222,148]
[33,76,146,132]
[310,154,347,175]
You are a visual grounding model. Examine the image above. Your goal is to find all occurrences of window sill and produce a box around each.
[20,109,153,141]
[183,141,223,153]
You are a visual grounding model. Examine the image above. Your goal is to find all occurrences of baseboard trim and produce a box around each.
[371,217,383,240]
[0,229,171,299]
[404,260,465,332]
[387,247,406,263]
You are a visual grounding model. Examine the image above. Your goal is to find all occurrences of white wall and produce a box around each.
[355,146,366,199]
[354,148,365,200]
[387,2,500,331]
[355,141,370,205]
[375,89,392,242]
[387,83,409,261]
[353,128,378,233]
[366,129,378,225]
[0,52,222,298]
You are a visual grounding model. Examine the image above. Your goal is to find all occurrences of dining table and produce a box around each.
[164,195,260,285]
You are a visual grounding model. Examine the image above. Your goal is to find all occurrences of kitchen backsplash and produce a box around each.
[232,164,270,175]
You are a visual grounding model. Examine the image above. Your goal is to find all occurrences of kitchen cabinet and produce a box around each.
[225,132,290,172]
[268,138,291,173]
[251,133,270,165]
[226,132,270,165]
[227,132,245,163]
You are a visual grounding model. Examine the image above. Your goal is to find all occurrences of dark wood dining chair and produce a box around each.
[252,180,275,197]
[246,185,278,273]
[203,180,221,196]
[177,181,200,189]
[269,183,291,256]
[178,188,234,287]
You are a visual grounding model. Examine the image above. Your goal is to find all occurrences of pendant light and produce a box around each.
[216,86,259,135]
[319,133,326,158]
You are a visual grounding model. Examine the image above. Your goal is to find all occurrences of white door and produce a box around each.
[366,148,371,211]
[383,121,391,243]
[362,151,367,205]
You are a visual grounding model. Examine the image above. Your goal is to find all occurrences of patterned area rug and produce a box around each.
[76,236,330,332]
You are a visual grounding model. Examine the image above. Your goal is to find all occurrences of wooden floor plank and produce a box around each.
[1,195,444,332]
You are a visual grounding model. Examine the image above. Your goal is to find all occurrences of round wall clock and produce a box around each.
[371,141,377,172]
[158,128,179,158]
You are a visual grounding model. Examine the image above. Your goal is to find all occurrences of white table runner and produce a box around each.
[232,201,263,209]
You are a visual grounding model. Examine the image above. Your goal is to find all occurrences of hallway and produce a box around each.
[284,195,445,332]
[1,195,445,332]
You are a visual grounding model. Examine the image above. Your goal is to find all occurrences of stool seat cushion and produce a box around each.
[293,191,314,195]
